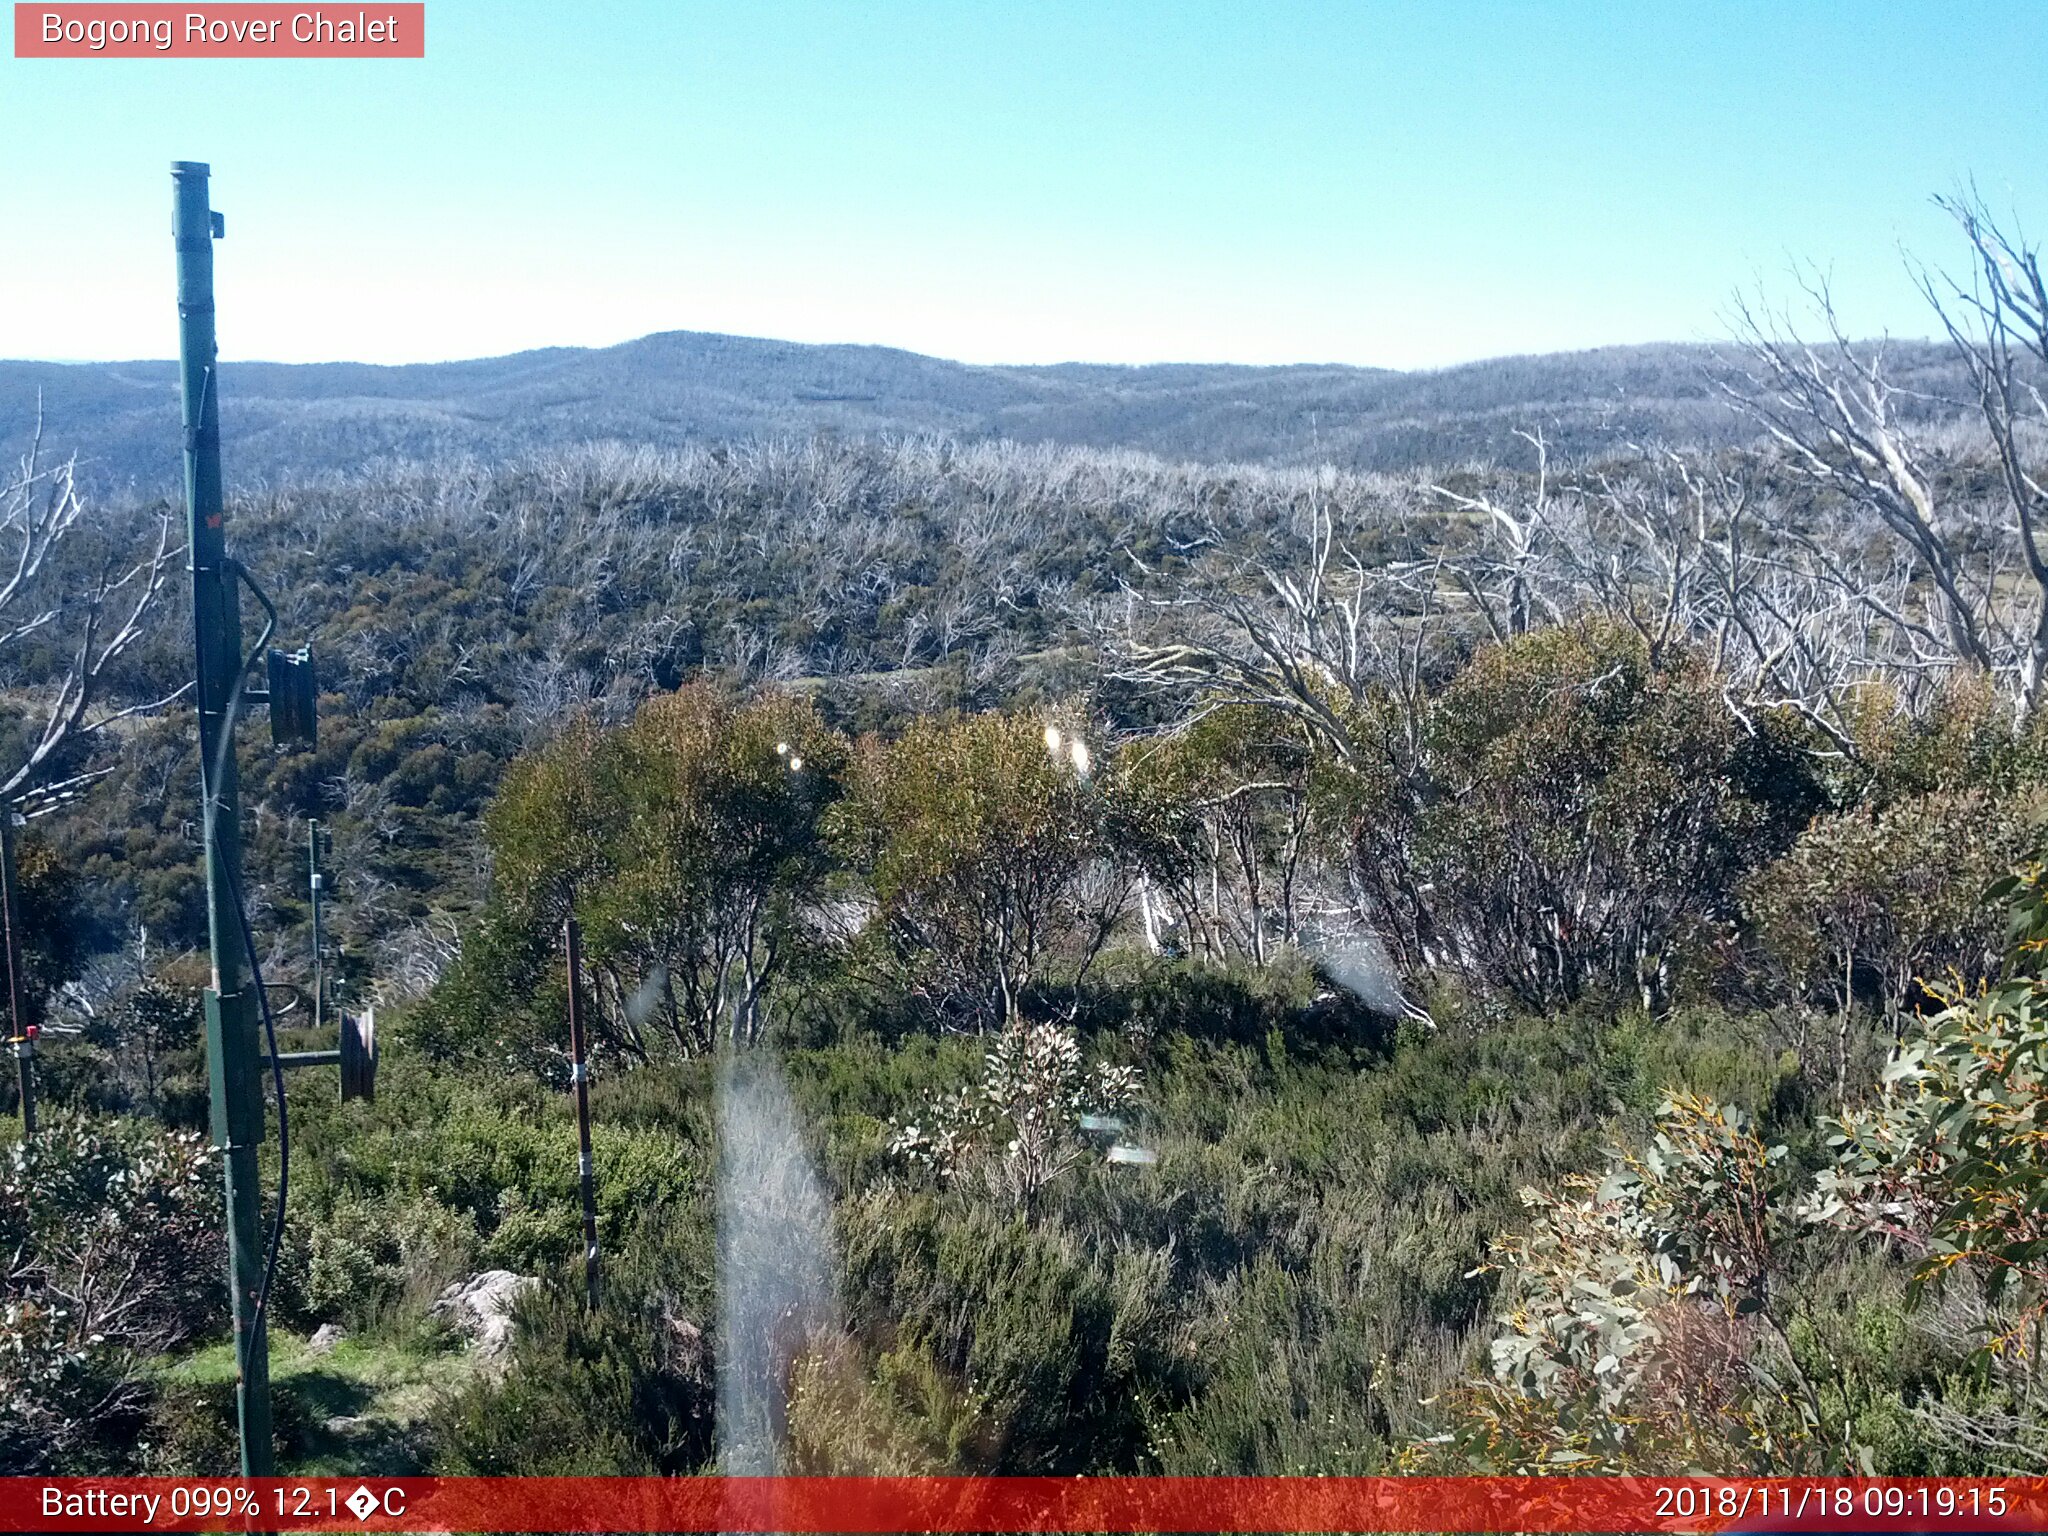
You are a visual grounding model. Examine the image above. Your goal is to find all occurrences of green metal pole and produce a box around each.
[309,820,323,1040]
[174,160,273,1477]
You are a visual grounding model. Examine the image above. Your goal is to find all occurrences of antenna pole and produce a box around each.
[564,916,601,1311]
[174,159,273,1476]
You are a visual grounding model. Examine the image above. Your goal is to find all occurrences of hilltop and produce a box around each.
[3,329,1955,490]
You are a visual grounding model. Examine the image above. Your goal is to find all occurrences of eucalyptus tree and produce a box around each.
[832,710,1125,1031]
[481,682,846,1060]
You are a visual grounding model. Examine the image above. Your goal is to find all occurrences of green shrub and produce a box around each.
[1810,856,2048,1368]
[432,1261,713,1474]
[303,1194,480,1333]
[1855,675,2048,806]
[1147,1255,1383,1474]
[832,710,1122,1031]
[839,1191,1171,1472]
[143,1379,243,1475]
[1745,787,2047,1021]
[1408,621,1766,1010]
[1,1113,220,1472]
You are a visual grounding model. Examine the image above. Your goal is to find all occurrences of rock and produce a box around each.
[666,1312,707,1375]
[430,1269,540,1357]
[307,1322,347,1355]
[322,1415,368,1436]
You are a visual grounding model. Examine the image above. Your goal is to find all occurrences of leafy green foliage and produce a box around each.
[1,1113,219,1472]
[1810,859,2048,1363]
[1423,1095,1818,1474]
[1431,866,2048,1475]
[422,684,846,1066]
[303,1194,480,1335]
[888,1020,1138,1212]
[1119,702,1354,965]
[1746,788,2046,1021]
[431,1260,713,1475]
[1410,621,1766,1009]
[834,711,1122,1030]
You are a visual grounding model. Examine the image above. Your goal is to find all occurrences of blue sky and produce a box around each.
[3,1,2043,368]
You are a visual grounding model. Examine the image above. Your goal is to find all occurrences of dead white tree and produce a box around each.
[0,422,184,811]
[1719,226,2048,719]
[1427,429,1571,643]
[1428,432,1887,752]
[1109,480,1432,763]
[1724,279,1987,664]
[1105,481,1457,973]
[1576,453,1879,754]
[1921,189,2048,711]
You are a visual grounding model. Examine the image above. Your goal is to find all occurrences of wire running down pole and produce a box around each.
[174,159,274,1478]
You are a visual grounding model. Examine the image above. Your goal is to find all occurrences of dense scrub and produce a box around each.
[6,380,2048,1472]
[15,614,2047,1474]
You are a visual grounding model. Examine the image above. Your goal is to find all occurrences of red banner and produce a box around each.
[1,1477,2042,1533]
[13,4,423,57]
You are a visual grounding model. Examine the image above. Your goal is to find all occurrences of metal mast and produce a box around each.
[173,159,273,1476]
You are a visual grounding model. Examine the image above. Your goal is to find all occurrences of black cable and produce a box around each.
[224,854,289,1343]
[198,561,288,1344]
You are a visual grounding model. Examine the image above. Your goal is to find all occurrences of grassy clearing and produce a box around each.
[158,1327,483,1475]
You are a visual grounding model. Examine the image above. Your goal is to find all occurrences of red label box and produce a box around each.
[14,3,424,56]
[1,1477,2044,1534]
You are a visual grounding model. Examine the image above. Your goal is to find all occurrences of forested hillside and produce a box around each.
[0,331,1972,491]
[6,197,2048,1481]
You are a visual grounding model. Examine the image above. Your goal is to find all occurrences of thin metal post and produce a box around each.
[564,916,601,1311]
[309,820,324,1039]
[174,159,272,1476]
[2,809,34,1137]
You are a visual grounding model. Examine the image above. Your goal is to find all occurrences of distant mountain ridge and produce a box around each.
[0,328,1957,490]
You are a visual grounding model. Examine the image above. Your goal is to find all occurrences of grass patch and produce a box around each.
[157,1328,482,1475]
